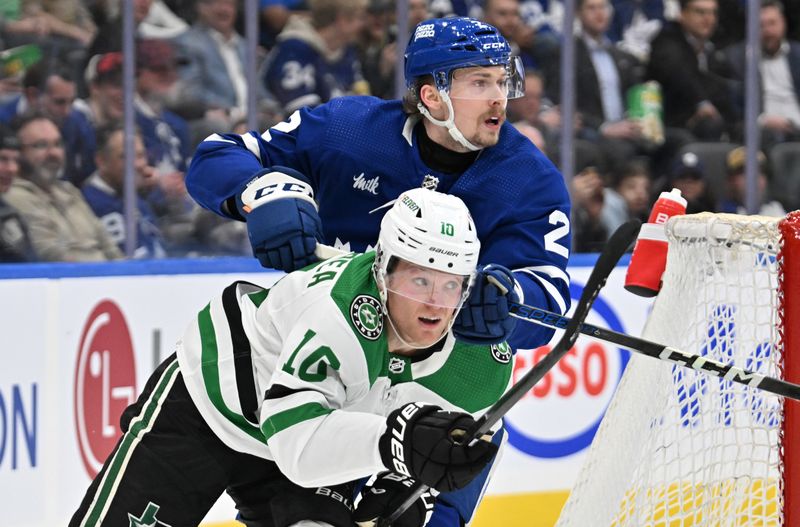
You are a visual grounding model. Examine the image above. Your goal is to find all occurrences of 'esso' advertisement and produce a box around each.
[504,282,628,459]
[487,266,652,495]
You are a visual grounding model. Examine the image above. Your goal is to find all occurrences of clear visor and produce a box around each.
[446,57,525,101]
[385,261,471,309]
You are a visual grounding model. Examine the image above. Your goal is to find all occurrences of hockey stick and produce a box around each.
[501,300,800,402]
[375,219,643,526]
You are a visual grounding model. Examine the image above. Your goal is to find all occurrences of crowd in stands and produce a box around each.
[0,0,798,262]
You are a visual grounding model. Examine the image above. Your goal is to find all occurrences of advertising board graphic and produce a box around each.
[74,300,137,478]
[0,257,652,526]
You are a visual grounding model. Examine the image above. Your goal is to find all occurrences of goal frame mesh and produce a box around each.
[553,211,799,527]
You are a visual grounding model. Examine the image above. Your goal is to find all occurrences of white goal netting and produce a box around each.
[555,213,789,527]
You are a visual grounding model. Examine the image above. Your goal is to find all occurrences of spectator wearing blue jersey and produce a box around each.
[0,61,76,127]
[70,51,126,185]
[82,125,166,259]
[134,39,191,177]
[608,0,665,62]
[262,0,369,114]
[186,18,572,524]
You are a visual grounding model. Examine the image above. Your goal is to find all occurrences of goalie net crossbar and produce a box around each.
[554,211,800,527]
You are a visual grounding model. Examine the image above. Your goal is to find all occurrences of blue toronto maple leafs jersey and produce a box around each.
[262,17,364,113]
[82,174,166,259]
[186,96,572,352]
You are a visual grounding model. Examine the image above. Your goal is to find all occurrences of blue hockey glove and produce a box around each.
[453,264,519,345]
[235,166,323,272]
[353,472,436,527]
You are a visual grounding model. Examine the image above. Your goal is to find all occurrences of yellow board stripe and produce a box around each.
[200,491,571,527]
[200,481,780,527]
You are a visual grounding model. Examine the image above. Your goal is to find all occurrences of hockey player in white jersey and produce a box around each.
[69,188,513,527]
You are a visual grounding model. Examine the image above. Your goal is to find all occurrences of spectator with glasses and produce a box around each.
[3,113,121,261]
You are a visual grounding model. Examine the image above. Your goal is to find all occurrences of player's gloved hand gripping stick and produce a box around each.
[375,219,644,526]
[452,264,519,345]
[354,472,437,527]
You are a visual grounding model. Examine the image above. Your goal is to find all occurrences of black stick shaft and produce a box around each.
[509,302,800,401]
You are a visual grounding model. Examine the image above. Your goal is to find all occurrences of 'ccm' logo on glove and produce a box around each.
[239,169,316,213]
[235,166,324,273]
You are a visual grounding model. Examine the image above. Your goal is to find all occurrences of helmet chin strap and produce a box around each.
[417,90,482,152]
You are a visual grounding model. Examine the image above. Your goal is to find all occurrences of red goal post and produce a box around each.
[779,210,799,527]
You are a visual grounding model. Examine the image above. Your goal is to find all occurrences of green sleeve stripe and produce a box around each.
[198,304,266,443]
[261,402,333,441]
[248,289,269,307]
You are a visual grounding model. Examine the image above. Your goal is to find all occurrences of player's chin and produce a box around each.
[414,318,447,341]
[474,131,501,148]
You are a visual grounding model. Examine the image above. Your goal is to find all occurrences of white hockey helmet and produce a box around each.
[373,187,480,308]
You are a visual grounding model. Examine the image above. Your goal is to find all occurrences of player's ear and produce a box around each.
[419,84,442,109]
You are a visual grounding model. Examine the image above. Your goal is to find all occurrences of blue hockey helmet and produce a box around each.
[404,17,524,99]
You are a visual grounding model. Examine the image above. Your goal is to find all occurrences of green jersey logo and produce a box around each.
[490,342,512,364]
[350,295,383,340]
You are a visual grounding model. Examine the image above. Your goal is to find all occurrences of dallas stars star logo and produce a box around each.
[128,502,171,527]
[350,295,383,340]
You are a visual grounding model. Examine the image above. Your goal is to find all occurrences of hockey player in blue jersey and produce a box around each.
[185,16,571,525]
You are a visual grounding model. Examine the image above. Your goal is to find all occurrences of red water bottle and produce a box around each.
[624,188,687,297]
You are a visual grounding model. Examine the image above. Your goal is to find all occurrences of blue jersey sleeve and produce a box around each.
[185,106,329,216]
[466,133,572,351]
[487,189,571,352]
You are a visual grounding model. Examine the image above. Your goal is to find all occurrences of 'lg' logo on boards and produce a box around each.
[74,300,137,478]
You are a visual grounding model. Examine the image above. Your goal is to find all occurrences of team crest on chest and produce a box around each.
[350,295,383,340]
[388,356,406,374]
[490,342,512,364]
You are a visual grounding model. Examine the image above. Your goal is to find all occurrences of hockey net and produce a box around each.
[555,212,800,527]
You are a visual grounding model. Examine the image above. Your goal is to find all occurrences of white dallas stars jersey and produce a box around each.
[177,251,513,488]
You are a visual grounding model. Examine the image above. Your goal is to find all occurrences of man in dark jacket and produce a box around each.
[545,0,648,174]
[647,0,738,140]
[725,0,800,151]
